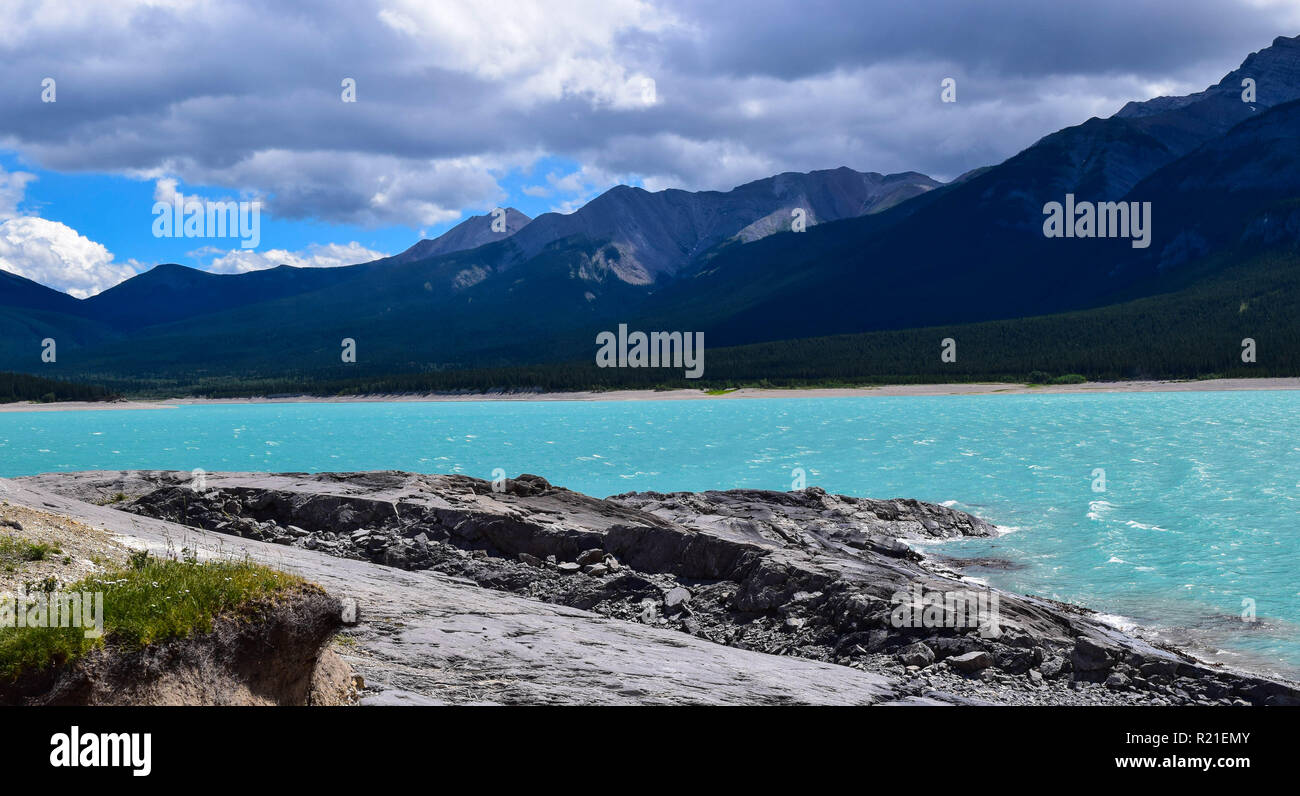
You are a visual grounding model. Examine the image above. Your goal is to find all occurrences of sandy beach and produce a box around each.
[2,377,1299,412]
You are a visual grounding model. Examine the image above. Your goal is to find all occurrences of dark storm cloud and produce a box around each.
[0,0,1295,226]
[664,0,1293,79]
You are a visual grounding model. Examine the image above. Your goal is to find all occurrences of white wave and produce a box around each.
[1123,519,1171,532]
[1086,499,1114,520]
[1095,612,1141,633]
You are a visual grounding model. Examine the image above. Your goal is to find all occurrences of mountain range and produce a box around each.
[3,35,1300,392]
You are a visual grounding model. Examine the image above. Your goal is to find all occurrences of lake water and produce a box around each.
[1,392,1297,676]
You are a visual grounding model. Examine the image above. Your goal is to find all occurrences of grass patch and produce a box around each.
[1026,372,1089,386]
[704,387,738,395]
[0,537,60,566]
[0,552,304,680]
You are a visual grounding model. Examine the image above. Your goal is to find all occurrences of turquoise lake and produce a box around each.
[1,392,1297,676]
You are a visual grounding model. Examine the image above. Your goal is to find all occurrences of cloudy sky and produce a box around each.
[0,0,1297,297]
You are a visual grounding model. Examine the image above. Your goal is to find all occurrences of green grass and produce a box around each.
[1025,373,1088,387]
[0,536,60,566]
[0,553,305,680]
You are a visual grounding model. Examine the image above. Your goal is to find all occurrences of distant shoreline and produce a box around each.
[2,377,1298,412]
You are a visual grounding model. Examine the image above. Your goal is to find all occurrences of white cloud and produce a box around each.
[0,165,137,297]
[146,150,527,228]
[377,0,682,107]
[201,241,389,274]
[0,167,36,217]
[540,164,635,213]
[626,135,779,193]
[153,177,180,203]
[0,216,138,298]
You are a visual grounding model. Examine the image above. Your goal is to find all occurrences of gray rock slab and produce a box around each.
[2,474,903,706]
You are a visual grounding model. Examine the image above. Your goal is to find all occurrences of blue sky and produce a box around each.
[0,0,1296,298]
[2,150,599,271]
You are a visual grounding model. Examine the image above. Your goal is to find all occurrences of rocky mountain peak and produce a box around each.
[390,207,532,265]
[1116,33,1300,119]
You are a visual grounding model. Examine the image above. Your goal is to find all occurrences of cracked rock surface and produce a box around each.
[11,470,1300,706]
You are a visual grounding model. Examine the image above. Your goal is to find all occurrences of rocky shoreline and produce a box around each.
[13,469,1297,707]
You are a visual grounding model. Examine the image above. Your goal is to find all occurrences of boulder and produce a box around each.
[1039,656,1067,678]
[948,651,993,673]
[663,586,691,610]
[505,474,551,497]
[897,642,935,668]
[576,549,607,566]
[1071,636,1117,672]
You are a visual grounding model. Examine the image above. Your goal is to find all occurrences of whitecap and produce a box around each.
[1095,613,1140,633]
[1086,499,1113,520]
